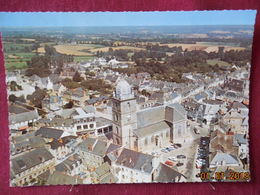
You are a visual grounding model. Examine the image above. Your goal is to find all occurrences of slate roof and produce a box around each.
[55,154,82,172]
[9,104,30,114]
[12,132,35,143]
[86,96,109,105]
[115,148,154,174]
[154,163,186,182]
[79,138,120,158]
[165,103,186,123]
[94,162,111,178]
[9,110,39,124]
[100,172,118,184]
[137,106,165,128]
[133,121,170,138]
[233,134,247,146]
[46,171,83,185]
[35,127,64,140]
[96,117,113,128]
[11,148,54,175]
[210,153,239,167]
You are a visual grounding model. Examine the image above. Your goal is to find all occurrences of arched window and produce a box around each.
[151,136,154,143]
[144,138,148,145]
[116,127,119,135]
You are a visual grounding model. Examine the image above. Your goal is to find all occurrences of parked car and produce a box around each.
[172,144,182,148]
[168,156,178,161]
[161,149,169,153]
[177,154,186,159]
[165,161,174,166]
[176,162,184,167]
[194,128,200,134]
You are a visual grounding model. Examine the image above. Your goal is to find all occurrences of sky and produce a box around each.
[0,10,257,27]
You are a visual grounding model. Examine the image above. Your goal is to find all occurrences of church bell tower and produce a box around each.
[112,79,137,149]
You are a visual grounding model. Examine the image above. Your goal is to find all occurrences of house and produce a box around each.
[85,95,109,107]
[210,130,237,155]
[153,163,186,182]
[91,162,118,184]
[11,148,55,186]
[46,108,96,136]
[35,127,65,141]
[209,152,240,168]
[42,92,63,111]
[55,154,83,176]
[96,117,113,136]
[198,99,224,125]
[78,138,121,170]
[112,148,159,183]
[9,109,40,130]
[222,111,245,134]
[46,171,83,185]
[10,135,46,156]
[233,134,248,160]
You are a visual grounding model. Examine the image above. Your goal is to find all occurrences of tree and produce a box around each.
[9,94,17,103]
[63,101,74,109]
[72,71,83,82]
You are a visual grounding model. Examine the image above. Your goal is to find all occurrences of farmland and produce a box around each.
[3,42,36,70]
[160,43,245,53]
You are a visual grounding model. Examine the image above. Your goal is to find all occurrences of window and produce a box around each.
[116,127,120,135]
[90,124,94,128]
[83,125,88,129]
[144,138,148,145]
[166,131,169,138]
[151,136,154,143]
[77,126,81,130]
[155,136,159,146]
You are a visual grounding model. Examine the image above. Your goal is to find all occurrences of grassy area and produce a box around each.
[5,61,28,70]
[3,42,36,70]
[207,59,231,66]
[73,56,94,63]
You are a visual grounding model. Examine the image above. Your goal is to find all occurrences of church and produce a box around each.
[112,79,188,153]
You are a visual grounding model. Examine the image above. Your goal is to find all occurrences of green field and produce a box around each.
[73,56,94,63]
[3,42,36,70]
[207,59,231,66]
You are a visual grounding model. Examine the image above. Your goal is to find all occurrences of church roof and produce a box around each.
[137,106,165,128]
[133,121,170,138]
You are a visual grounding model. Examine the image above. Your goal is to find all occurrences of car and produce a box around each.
[194,128,200,134]
[161,149,169,153]
[177,154,186,159]
[176,162,184,167]
[168,156,178,161]
[167,147,175,151]
[165,161,174,166]
[175,144,182,148]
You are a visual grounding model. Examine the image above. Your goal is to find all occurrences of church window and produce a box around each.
[178,127,182,137]
[151,136,154,143]
[116,127,119,135]
[155,136,159,146]
[144,138,148,145]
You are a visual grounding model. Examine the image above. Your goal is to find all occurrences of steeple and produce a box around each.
[114,79,134,100]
